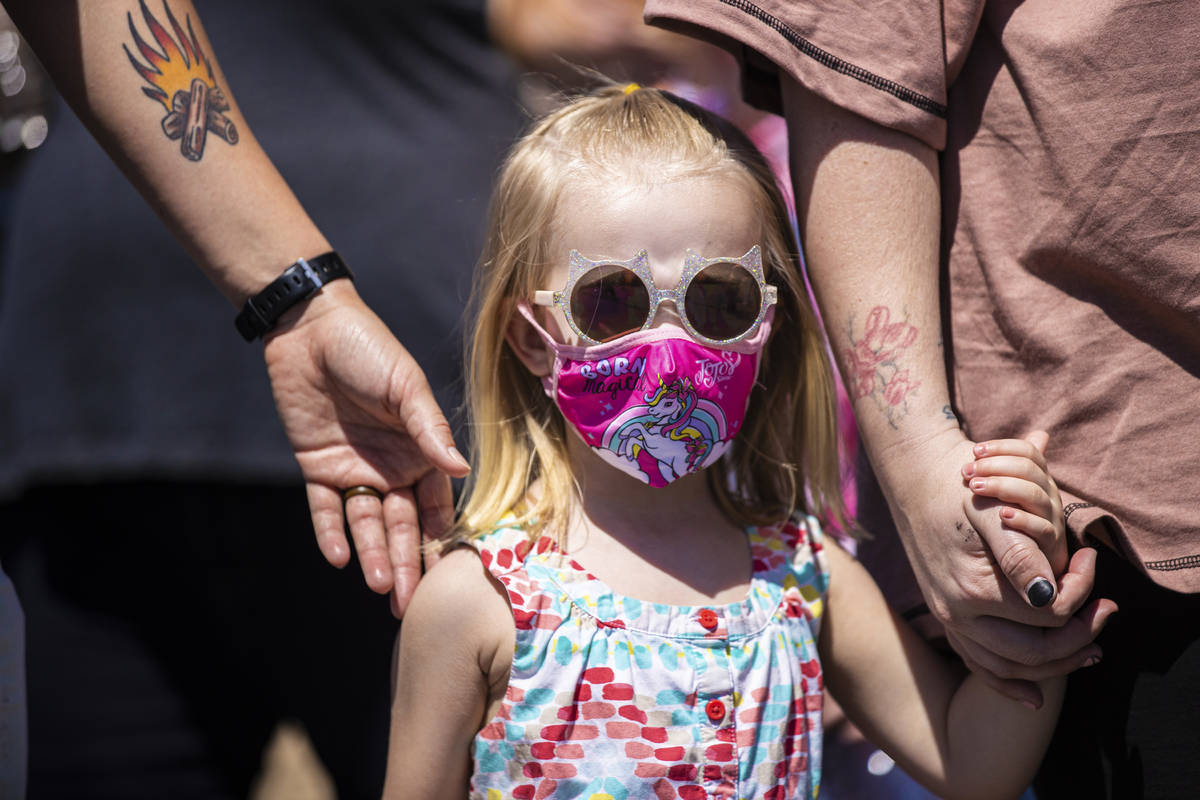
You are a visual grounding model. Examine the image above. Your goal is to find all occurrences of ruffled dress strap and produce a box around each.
[748,513,831,638]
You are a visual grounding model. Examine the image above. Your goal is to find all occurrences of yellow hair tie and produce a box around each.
[622,82,641,95]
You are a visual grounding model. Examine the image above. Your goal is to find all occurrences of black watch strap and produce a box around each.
[235,251,353,341]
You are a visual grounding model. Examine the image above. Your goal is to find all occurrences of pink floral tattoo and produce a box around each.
[844,306,920,427]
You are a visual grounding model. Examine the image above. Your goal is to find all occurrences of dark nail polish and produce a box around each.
[1026,577,1055,607]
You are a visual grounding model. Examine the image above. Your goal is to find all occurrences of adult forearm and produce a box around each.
[7,0,329,305]
[782,79,957,505]
[9,1,470,605]
[782,76,1108,705]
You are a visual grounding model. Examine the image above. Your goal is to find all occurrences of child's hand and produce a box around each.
[962,431,1065,585]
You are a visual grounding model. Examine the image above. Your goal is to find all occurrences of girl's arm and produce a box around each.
[819,539,1114,800]
[382,548,514,799]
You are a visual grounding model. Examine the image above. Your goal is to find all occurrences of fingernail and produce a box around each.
[1083,654,1102,668]
[970,478,986,490]
[1020,698,1040,710]
[962,462,976,478]
[1000,507,1016,520]
[447,446,469,469]
[1025,577,1055,607]
[974,443,988,456]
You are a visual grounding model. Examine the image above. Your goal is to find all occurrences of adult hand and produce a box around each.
[262,280,470,617]
[888,430,1114,706]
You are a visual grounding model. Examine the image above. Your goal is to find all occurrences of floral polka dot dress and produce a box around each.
[469,515,829,800]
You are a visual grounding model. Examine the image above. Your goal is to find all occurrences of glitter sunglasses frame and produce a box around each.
[532,245,777,346]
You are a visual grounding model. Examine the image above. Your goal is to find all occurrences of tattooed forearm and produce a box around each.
[124,0,237,161]
[844,305,920,428]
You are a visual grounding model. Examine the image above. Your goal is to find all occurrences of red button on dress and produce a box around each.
[697,608,718,630]
[705,699,726,722]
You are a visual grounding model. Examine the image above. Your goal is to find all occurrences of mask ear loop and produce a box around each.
[516,301,564,399]
[516,300,560,348]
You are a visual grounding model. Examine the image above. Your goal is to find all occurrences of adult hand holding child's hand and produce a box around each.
[885,428,1115,707]
[262,280,470,617]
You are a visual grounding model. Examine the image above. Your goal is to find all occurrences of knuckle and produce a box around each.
[390,546,421,571]
[388,520,419,540]
[357,538,387,557]
[312,508,343,534]
[344,505,369,526]
[314,526,344,547]
[928,596,965,627]
[997,543,1041,581]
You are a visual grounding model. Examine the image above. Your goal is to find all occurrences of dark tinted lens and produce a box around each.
[684,263,762,340]
[570,266,650,342]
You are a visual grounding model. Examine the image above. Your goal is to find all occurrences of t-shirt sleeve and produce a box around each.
[643,0,985,151]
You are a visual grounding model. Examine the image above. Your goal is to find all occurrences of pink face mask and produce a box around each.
[518,304,772,486]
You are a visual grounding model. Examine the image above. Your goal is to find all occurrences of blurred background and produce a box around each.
[0,1,939,798]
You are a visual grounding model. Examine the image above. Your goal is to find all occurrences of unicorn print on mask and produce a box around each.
[609,376,721,484]
[518,302,771,487]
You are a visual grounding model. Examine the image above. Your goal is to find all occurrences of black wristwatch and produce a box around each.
[234,251,353,341]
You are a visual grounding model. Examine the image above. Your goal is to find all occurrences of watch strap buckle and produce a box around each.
[234,251,353,341]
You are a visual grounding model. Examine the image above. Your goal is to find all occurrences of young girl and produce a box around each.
[382,85,1103,800]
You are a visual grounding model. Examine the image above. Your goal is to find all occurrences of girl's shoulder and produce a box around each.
[748,513,831,629]
[400,545,513,667]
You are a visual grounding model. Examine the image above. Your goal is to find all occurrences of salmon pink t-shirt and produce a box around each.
[645,0,1200,592]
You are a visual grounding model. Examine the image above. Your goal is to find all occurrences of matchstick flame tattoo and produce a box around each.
[124,0,237,161]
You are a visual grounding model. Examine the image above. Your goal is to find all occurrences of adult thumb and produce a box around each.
[399,375,470,477]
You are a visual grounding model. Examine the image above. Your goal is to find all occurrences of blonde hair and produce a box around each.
[457,85,847,543]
